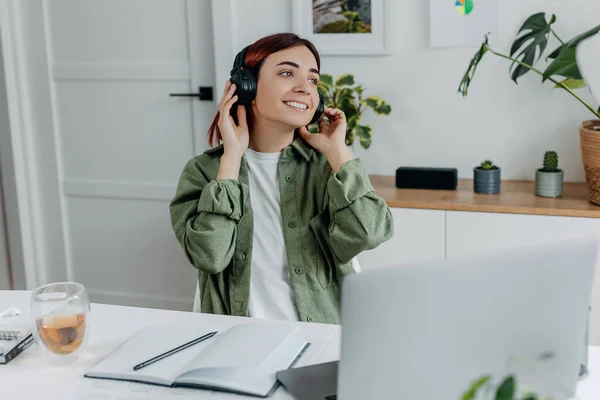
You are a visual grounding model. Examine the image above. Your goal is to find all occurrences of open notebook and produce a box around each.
[84,322,309,397]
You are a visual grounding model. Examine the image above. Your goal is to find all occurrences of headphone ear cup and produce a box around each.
[309,93,325,125]
[230,69,257,106]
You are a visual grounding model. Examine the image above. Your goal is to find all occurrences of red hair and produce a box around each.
[207,32,321,148]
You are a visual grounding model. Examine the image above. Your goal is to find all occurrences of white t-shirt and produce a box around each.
[244,148,299,321]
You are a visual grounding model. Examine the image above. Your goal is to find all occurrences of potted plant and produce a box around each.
[474,160,501,194]
[535,151,563,198]
[313,73,391,149]
[457,12,600,205]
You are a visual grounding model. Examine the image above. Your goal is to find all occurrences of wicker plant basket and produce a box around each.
[580,119,600,206]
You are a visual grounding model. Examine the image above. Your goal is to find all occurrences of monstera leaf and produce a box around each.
[458,36,489,96]
[509,12,556,83]
[543,46,582,81]
[554,77,587,90]
[547,23,600,59]
[543,23,600,82]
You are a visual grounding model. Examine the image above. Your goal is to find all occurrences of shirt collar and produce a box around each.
[290,134,315,162]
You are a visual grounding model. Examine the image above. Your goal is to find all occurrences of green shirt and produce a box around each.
[169,136,394,324]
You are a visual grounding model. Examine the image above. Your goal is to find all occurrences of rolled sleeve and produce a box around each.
[326,158,375,213]
[197,179,245,221]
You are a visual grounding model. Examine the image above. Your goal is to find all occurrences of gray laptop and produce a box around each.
[278,237,597,400]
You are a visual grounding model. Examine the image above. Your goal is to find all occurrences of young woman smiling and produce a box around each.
[170,33,393,324]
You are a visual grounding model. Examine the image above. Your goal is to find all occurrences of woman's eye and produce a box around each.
[310,78,319,85]
[280,70,292,77]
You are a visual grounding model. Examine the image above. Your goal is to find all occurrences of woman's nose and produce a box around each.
[294,77,312,94]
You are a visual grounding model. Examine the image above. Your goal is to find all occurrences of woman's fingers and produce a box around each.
[222,94,239,118]
[237,105,248,129]
[218,83,236,113]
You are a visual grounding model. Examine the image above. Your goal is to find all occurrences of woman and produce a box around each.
[169,32,393,324]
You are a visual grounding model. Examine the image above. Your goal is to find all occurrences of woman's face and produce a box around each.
[253,45,320,129]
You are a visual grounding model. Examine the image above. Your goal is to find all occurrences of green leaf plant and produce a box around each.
[313,73,391,149]
[458,12,600,119]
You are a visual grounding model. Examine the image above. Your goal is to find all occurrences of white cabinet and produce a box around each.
[357,208,445,271]
[446,210,600,346]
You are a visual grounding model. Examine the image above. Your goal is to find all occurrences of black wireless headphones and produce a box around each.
[229,45,325,125]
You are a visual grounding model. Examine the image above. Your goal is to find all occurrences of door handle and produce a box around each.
[170,86,213,101]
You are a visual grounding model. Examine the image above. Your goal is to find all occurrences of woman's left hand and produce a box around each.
[298,107,352,172]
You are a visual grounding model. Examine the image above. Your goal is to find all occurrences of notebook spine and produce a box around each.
[0,334,34,364]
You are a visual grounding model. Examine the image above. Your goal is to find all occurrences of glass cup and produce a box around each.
[31,282,91,365]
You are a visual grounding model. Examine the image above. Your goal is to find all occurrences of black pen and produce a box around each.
[133,331,218,371]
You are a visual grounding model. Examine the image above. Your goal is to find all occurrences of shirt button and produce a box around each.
[288,221,296,228]
[285,176,292,182]
[307,317,313,322]
[295,267,303,274]
[241,252,247,260]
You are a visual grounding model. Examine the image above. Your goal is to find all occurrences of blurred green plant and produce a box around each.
[477,160,498,170]
[462,374,541,400]
[314,73,391,149]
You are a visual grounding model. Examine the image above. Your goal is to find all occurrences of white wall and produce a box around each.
[215,0,600,181]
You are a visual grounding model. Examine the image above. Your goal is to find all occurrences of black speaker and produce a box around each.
[395,167,458,190]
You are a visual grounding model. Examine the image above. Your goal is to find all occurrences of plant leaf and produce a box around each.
[458,36,489,96]
[345,127,356,146]
[342,100,358,119]
[509,12,556,83]
[375,102,391,115]
[554,77,586,90]
[521,394,538,400]
[335,73,354,86]
[461,375,490,400]
[547,23,600,59]
[357,125,372,149]
[337,87,354,103]
[347,115,359,131]
[495,375,515,400]
[364,95,382,110]
[543,46,582,81]
[319,74,333,88]
[318,82,331,97]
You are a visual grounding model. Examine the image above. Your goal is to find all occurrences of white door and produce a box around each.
[0,178,10,290]
[0,25,11,290]
[37,0,216,310]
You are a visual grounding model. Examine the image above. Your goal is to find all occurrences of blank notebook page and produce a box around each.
[185,322,298,370]
[87,326,215,384]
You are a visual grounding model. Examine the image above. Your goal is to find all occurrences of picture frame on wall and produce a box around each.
[292,0,390,56]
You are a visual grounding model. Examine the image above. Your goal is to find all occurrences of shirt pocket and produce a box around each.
[309,209,335,289]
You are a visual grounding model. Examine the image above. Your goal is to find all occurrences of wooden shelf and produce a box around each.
[369,175,600,218]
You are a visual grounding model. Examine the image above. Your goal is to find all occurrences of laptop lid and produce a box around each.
[338,237,598,399]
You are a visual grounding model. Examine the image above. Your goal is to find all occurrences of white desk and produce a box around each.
[1,290,598,399]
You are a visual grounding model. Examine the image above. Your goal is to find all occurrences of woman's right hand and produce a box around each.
[215,81,249,181]
[217,81,249,160]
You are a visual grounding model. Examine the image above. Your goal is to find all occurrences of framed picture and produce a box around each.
[292,0,390,56]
